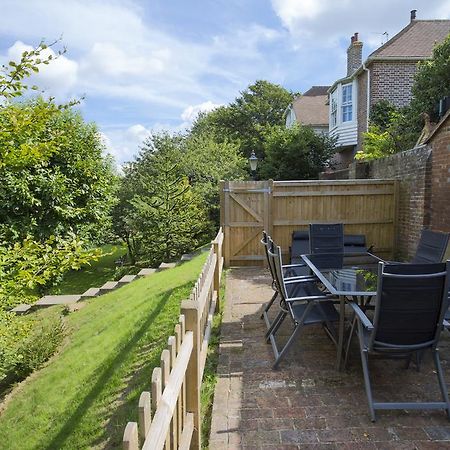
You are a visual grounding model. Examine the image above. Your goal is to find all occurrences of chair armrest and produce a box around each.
[285,294,334,303]
[285,275,317,284]
[282,262,306,268]
[349,302,374,330]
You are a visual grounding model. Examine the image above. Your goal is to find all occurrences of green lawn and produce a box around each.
[0,252,207,450]
[49,244,127,295]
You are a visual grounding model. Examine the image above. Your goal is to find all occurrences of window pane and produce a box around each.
[342,85,352,104]
[342,105,352,122]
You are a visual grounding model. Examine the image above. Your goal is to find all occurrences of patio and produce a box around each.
[209,267,450,449]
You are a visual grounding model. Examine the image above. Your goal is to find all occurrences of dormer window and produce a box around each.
[342,83,353,122]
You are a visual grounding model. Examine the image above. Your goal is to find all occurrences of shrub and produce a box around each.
[0,311,65,383]
[13,315,65,379]
[0,311,33,382]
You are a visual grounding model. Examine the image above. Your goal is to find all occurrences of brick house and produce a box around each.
[285,86,330,135]
[329,10,450,169]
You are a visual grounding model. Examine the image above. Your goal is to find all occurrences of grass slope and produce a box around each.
[0,252,207,450]
[49,244,127,295]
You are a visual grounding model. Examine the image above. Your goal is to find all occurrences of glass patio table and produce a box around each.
[301,252,383,370]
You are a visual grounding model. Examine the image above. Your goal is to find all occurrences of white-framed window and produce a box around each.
[330,90,337,128]
[341,83,353,122]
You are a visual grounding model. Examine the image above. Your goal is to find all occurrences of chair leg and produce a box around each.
[344,315,357,369]
[433,349,450,420]
[261,291,277,319]
[272,322,304,369]
[356,322,376,422]
[265,310,287,342]
[272,302,315,369]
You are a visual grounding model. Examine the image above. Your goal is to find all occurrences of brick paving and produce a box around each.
[209,267,450,449]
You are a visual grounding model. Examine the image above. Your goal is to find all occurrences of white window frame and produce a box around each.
[341,83,353,123]
[330,90,338,128]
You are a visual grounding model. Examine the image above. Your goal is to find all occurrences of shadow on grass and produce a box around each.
[42,286,176,450]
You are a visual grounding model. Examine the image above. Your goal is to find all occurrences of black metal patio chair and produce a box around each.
[309,223,344,254]
[412,229,449,264]
[260,231,317,327]
[266,240,339,369]
[349,261,450,422]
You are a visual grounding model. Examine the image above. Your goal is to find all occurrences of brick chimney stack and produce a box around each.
[347,32,363,76]
[410,9,417,21]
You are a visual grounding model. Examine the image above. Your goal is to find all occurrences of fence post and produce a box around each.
[123,422,139,450]
[138,391,151,440]
[181,300,201,450]
[213,239,220,313]
[221,180,231,268]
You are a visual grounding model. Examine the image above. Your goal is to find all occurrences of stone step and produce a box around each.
[36,295,81,306]
[181,253,193,261]
[159,262,177,270]
[11,304,32,314]
[81,287,101,298]
[99,281,119,293]
[137,268,157,278]
[118,274,137,285]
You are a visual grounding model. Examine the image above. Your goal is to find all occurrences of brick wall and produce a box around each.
[347,146,432,260]
[429,113,450,235]
[370,60,419,108]
[357,71,368,151]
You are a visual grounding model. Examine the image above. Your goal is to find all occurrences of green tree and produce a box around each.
[259,124,335,180]
[0,234,101,310]
[181,132,247,226]
[191,80,296,160]
[129,155,208,265]
[411,34,450,121]
[113,133,211,265]
[356,101,419,161]
[0,101,117,242]
[0,41,114,385]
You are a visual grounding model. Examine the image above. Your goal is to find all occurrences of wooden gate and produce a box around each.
[220,180,273,266]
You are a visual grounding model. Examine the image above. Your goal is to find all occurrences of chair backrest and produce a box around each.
[290,231,309,264]
[344,234,368,254]
[309,223,344,254]
[370,261,449,350]
[261,231,276,281]
[412,229,449,264]
[267,240,289,302]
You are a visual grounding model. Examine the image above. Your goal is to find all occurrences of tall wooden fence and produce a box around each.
[123,228,224,450]
[220,179,398,266]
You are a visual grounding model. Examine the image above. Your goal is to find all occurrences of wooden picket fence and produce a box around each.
[123,228,224,450]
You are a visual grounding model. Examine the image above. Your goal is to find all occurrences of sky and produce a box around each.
[1,0,449,165]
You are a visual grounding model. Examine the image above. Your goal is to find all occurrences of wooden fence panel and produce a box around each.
[220,180,397,266]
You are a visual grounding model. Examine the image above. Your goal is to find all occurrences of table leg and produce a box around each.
[336,295,345,371]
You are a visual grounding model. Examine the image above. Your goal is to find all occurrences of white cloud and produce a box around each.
[181,101,222,122]
[5,40,78,99]
[271,0,450,49]
[126,124,151,143]
[81,42,170,78]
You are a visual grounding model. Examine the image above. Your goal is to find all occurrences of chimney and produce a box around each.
[410,9,417,21]
[347,32,363,76]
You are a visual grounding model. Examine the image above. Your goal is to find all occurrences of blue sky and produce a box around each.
[1,0,449,164]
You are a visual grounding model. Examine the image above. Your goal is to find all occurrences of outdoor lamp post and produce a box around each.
[248,150,258,180]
